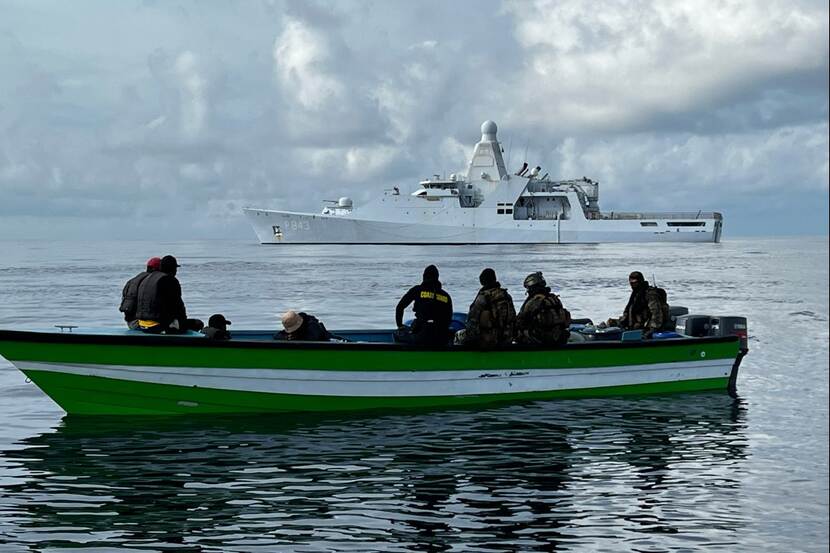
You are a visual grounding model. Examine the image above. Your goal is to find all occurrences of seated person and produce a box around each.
[275,310,332,341]
[607,271,670,338]
[394,264,453,346]
[461,268,516,348]
[119,256,161,329]
[515,271,571,346]
[202,314,232,340]
[135,255,203,334]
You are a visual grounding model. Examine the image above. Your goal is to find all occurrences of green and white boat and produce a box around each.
[0,327,747,416]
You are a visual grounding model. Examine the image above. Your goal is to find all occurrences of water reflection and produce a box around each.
[2,395,748,551]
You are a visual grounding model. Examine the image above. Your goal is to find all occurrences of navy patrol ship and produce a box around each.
[244,121,723,244]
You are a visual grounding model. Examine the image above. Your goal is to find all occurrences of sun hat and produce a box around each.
[281,310,303,333]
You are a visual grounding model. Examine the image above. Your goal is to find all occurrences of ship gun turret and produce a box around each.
[321,197,354,216]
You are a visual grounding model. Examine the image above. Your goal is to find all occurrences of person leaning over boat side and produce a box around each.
[394,264,454,346]
[461,268,516,348]
[202,313,232,340]
[515,272,571,346]
[606,271,670,339]
[274,310,332,341]
[134,255,204,334]
[119,256,161,329]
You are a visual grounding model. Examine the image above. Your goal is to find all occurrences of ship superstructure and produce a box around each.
[244,121,722,244]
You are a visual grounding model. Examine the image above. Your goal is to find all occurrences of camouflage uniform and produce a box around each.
[516,289,571,346]
[464,285,516,348]
[619,284,668,338]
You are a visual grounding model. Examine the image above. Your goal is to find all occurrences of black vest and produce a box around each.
[135,271,185,324]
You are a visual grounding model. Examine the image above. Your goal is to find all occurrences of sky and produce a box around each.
[0,0,828,239]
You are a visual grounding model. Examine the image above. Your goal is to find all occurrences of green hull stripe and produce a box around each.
[2,339,737,371]
[23,369,730,415]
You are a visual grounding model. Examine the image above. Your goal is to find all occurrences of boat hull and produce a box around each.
[0,331,741,416]
[243,209,721,244]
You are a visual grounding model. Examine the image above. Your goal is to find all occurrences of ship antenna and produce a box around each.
[506,136,513,174]
[652,273,657,287]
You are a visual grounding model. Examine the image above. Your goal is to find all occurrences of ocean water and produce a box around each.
[0,237,827,552]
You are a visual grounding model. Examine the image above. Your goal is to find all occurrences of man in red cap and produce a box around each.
[119,257,161,329]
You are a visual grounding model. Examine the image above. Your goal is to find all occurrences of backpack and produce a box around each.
[478,288,516,345]
[651,286,673,330]
[520,293,571,346]
[538,294,571,329]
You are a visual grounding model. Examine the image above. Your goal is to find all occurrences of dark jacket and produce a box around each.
[119,271,152,322]
[465,282,516,348]
[274,313,331,341]
[135,271,187,327]
[395,279,453,330]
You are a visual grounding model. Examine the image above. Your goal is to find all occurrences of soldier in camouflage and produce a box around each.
[515,272,572,346]
[613,271,669,338]
[462,268,516,348]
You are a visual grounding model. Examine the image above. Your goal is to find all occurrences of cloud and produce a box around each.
[502,0,828,135]
[0,0,826,240]
[273,17,345,110]
[174,51,207,139]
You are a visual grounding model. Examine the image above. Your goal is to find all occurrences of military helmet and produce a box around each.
[523,271,546,289]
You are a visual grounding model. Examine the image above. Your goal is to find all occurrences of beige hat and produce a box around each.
[281,310,303,333]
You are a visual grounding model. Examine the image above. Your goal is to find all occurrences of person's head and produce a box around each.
[281,310,303,333]
[422,264,439,283]
[628,271,645,290]
[523,271,546,293]
[208,314,231,331]
[479,267,497,287]
[146,257,162,272]
[160,255,179,275]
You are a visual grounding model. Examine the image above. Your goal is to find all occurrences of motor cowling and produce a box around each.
[675,314,748,351]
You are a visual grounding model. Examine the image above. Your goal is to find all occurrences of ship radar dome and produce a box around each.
[481,120,498,140]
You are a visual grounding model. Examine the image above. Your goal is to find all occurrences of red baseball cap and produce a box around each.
[146,257,162,270]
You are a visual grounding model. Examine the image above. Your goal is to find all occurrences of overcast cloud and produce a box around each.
[0,0,827,239]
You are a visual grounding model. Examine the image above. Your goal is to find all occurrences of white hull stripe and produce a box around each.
[21,360,732,397]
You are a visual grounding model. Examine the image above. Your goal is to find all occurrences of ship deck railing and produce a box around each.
[595,211,722,221]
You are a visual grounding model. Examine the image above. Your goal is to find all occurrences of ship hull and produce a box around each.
[244,209,721,244]
[0,330,740,416]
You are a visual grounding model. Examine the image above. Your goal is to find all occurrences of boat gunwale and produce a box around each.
[0,329,740,354]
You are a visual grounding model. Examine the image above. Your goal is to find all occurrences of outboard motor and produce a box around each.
[675,314,712,337]
[675,314,749,351]
[709,316,749,351]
